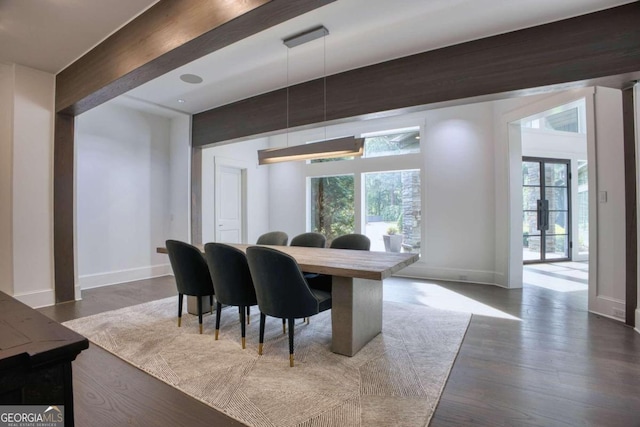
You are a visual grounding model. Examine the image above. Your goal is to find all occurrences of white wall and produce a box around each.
[201,137,270,244]
[12,65,55,306]
[590,87,626,318]
[169,115,191,241]
[411,103,496,283]
[268,154,310,240]
[0,63,14,296]
[522,128,587,158]
[0,64,56,307]
[76,103,175,289]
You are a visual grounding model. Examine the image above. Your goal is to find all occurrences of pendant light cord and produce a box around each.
[286,47,290,147]
[323,33,327,142]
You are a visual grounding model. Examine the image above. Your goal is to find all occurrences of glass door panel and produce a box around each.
[522,157,571,263]
[522,161,542,262]
[545,235,569,260]
[545,163,568,186]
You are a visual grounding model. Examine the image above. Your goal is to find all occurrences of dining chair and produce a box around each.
[307,233,372,293]
[256,231,289,246]
[246,246,332,367]
[165,240,215,334]
[330,233,371,251]
[290,232,326,248]
[290,232,327,323]
[204,243,258,349]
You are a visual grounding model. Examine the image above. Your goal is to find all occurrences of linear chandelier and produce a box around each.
[258,136,364,165]
[258,26,364,165]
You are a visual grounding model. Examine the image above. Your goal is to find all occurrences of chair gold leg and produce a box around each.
[199,324,203,334]
[247,315,250,325]
[282,323,286,335]
[242,337,246,349]
[215,329,219,340]
[289,354,294,367]
[306,317,310,325]
[178,317,182,327]
[258,343,263,355]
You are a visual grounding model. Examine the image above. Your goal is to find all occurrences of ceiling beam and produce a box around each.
[55,0,336,115]
[193,2,640,147]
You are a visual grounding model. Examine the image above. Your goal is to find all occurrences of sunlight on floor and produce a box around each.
[523,271,587,292]
[408,282,521,321]
[523,262,588,293]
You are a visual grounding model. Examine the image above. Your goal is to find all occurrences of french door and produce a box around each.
[522,157,571,263]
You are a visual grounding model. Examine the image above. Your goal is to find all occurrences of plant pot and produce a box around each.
[383,234,403,252]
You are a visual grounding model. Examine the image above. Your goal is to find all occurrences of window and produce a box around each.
[307,127,422,253]
[310,128,420,163]
[363,129,420,158]
[309,175,354,242]
[521,99,586,134]
[364,170,421,253]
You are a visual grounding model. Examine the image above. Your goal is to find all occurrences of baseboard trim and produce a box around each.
[79,264,172,290]
[13,288,55,308]
[398,263,499,286]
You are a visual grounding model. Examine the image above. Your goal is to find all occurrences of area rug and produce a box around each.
[63,298,470,427]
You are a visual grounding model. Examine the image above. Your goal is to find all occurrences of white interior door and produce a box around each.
[215,164,244,243]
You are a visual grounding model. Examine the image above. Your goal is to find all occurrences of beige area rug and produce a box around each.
[63,297,470,427]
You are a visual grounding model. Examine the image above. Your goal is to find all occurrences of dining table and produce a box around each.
[158,243,419,357]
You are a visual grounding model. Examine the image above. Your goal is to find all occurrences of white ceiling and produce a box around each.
[0,0,158,73]
[0,0,634,114]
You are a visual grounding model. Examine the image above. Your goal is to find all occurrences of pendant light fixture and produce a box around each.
[258,26,364,165]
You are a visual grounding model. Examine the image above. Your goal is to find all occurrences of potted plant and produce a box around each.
[383,226,403,253]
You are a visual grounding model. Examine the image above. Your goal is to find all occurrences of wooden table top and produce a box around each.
[0,291,89,370]
[158,243,419,281]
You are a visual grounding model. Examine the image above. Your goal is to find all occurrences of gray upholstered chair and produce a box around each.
[330,233,371,251]
[246,246,332,367]
[204,243,257,349]
[165,240,215,334]
[290,232,326,248]
[307,233,372,293]
[290,232,326,324]
[256,231,289,246]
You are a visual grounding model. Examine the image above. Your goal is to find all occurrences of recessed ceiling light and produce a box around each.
[179,74,203,84]
[177,99,186,103]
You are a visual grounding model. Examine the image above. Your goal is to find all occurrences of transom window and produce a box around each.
[310,127,420,163]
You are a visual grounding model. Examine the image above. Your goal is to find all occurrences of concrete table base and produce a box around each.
[186,295,214,315]
[331,276,383,357]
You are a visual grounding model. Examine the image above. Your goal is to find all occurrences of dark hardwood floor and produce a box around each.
[39,273,640,426]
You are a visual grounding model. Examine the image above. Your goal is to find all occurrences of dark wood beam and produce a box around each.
[53,0,336,302]
[623,85,637,327]
[56,0,336,115]
[53,113,75,303]
[193,2,640,146]
[191,147,202,245]
[56,0,269,114]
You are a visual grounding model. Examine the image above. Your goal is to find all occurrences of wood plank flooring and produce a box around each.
[39,273,640,426]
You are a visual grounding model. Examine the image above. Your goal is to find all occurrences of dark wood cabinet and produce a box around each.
[0,291,88,426]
